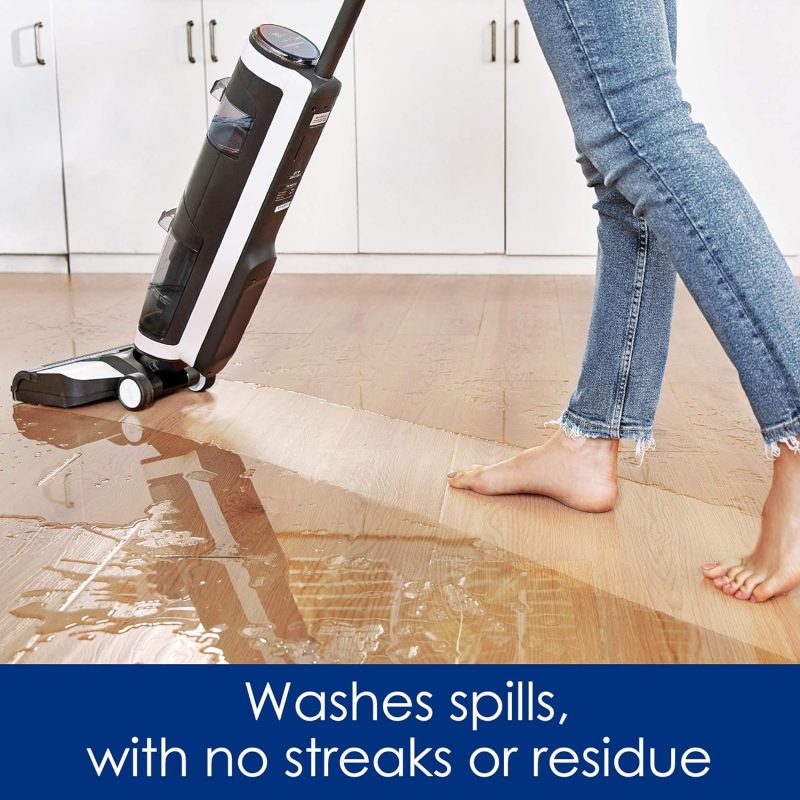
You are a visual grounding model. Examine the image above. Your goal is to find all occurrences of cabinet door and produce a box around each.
[677,0,800,255]
[356,0,506,254]
[55,0,207,254]
[505,1,596,256]
[201,0,358,254]
[0,2,66,255]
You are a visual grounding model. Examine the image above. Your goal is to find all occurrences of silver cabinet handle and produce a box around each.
[514,20,520,63]
[491,20,497,62]
[34,21,45,65]
[209,19,218,62]
[186,20,196,63]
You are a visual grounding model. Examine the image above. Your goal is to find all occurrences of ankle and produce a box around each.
[556,431,619,459]
[772,445,800,477]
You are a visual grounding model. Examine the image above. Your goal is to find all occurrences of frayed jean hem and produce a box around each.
[762,416,800,460]
[546,408,656,465]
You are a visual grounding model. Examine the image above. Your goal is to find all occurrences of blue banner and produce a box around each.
[1,665,793,797]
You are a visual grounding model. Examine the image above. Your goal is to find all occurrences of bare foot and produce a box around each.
[446,430,619,513]
[703,443,800,602]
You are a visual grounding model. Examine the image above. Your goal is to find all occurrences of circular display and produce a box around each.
[256,24,320,64]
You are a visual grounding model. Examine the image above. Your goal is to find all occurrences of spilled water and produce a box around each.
[1,405,575,663]
[0,405,779,665]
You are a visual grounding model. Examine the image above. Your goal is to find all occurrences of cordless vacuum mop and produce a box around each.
[12,1,366,411]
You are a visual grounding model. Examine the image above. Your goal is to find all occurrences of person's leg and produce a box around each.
[525,0,800,602]
[705,453,800,601]
[460,0,800,600]
[560,0,679,458]
[524,0,800,452]
[559,153,677,460]
[446,151,679,510]
[448,1,679,508]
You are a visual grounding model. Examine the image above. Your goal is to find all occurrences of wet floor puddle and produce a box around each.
[0,404,785,664]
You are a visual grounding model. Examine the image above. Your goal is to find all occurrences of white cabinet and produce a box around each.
[0,2,66,255]
[505,0,800,258]
[54,0,208,254]
[6,0,798,267]
[677,0,800,255]
[355,0,506,254]
[505,1,596,256]
[201,1,358,253]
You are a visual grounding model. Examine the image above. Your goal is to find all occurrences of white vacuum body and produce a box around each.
[13,2,365,411]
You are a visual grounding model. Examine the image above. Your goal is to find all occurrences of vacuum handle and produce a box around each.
[316,0,366,79]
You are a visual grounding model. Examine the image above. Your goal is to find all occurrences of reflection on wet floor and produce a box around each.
[0,405,787,664]
[2,275,799,664]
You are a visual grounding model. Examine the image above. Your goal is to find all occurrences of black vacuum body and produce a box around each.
[12,2,365,411]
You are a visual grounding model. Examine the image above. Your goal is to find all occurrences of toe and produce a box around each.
[734,573,763,601]
[752,577,783,603]
[447,471,465,488]
[729,568,752,591]
[448,467,484,492]
[726,565,746,583]
[703,558,741,579]
[447,469,467,488]
[722,566,750,594]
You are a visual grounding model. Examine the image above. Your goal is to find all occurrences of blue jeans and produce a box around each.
[523,0,800,459]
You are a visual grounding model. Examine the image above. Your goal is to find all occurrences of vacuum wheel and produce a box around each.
[188,374,216,393]
[117,372,155,411]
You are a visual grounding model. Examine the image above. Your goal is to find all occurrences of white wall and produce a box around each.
[677,0,800,258]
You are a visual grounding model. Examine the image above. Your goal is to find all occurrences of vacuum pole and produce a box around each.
[316,0,366,79]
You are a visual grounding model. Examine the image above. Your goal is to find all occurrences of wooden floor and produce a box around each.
[1,272,797,664]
